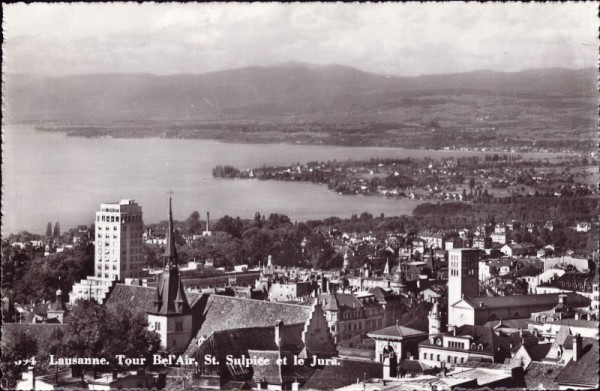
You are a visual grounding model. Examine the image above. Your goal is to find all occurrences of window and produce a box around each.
[155,322,161,331]
[423,353,427,360]
[175,322,183,332]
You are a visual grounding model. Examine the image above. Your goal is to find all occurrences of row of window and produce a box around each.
[422,352,466,364]
[97,226,119,231]
[448,341,466,349]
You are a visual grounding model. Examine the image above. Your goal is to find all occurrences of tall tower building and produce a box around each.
[147,196,192,353]
[94,199,144,280]
[447,248,479,325]
[70,199,144,304]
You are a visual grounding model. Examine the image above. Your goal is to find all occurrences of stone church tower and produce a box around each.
[146,196,193,353]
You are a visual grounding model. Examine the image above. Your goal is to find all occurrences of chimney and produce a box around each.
[275,320,283,348]
[206,212,210,232]
[448,324,456,335]
[573,334,582,361]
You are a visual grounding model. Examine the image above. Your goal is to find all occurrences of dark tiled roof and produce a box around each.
[302,359,382,390]
[523,343,552,361]
[148,266,191,316]
[399,359,434,374]
[523,362,562,390]
[105,284,311,343]
[194,295,312,338]
[484,318,532,329]
[554,337,599,388]
[319,293,363,311]
[464,292,590,310]
[367,324,427,340]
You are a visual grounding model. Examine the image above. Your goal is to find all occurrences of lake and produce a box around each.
[1,125,565,235]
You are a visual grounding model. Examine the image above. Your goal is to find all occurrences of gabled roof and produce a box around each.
[105,284,312,348]
[554,337,599,388]
[551,325,573,350]
[367,324,427,340]
[194,295,312,338]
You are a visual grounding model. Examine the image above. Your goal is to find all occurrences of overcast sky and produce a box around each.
[3,2,597,76]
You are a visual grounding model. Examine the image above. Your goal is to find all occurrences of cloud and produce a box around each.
[2,2,597,76]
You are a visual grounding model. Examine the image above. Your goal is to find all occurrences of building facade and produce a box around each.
[94,199,144,280]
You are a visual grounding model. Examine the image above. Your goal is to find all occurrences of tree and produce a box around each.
[46,222,53,238]
[53,222,61,239]
[66,300,109,379]
[0,328,38,389]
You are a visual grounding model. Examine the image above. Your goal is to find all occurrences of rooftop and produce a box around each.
[554,337,599,388]
[462,292,590,310]
[367,324,427,340]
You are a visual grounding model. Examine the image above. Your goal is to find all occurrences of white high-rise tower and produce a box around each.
[94,199,144,280]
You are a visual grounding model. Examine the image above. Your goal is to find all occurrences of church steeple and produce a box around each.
[149,195,190,315]
[163,194,178,264]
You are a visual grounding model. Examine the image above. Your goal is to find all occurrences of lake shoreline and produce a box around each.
[32,125,577,159]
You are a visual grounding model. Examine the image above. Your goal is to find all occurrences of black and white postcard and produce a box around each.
[2,3,598,390]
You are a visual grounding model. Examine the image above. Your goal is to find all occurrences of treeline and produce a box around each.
[414,197,598,226]
[212,165,242,178]
[1,300,160,389]
[1,242,94,308]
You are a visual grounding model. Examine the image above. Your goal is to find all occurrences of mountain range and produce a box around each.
[4,63,597,123]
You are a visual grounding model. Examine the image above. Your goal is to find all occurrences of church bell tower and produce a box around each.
[147,195,193,353]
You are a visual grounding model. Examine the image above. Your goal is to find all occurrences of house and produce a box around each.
[319,292,385,343]
[420,231,444,250]
[491,225,508,245]
[417,325,531,368]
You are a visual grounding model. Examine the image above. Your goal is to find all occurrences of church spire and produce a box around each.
[163,193,178,265]
[149,194,190,316]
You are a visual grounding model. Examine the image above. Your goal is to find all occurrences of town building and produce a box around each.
[418,324,535,368]
[448,292,591,327]
[319,292,385,343]
[268,281,314,302]
[70,199,144,304]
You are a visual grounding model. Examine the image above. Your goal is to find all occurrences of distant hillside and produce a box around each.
[4,64,596,123]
